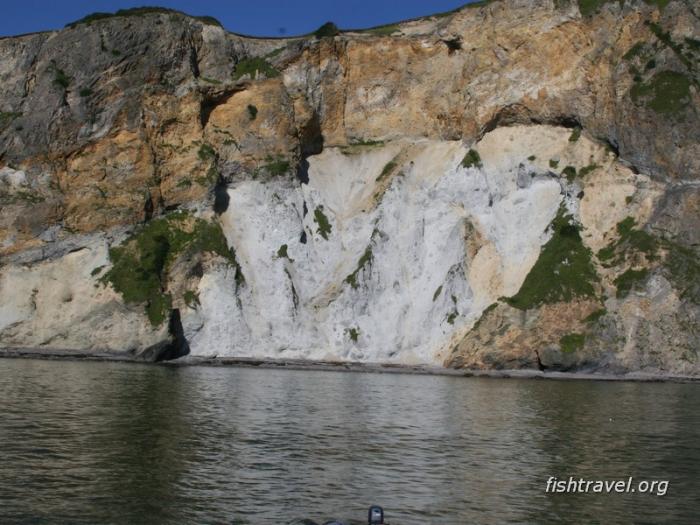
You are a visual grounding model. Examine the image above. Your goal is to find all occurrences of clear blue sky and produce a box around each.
[1,1,475,37]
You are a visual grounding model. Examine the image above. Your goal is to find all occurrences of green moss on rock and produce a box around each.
[232,57,279,80]
[247,104,258,120]
[664,241,700,304]
[313,206,332,240]
[630,70,692,116]
[345,246,373,289]
[101,212,237,326]
[183,290,200,309]
[461,149,482,169]
[262,155,290,176]
[345,327,360,342]
[597,217,657,266]
[614,268,649,298]
[376,159,398,182]
[562,166,577,183]
[560,333,585,353]
[197,143,216,161]
[506,209,598,310]
[584,307,607,324]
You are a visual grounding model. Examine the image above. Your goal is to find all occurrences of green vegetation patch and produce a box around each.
[597,217,657,266]
[247,104,258,121]
[614,268,649,298]
[101,212,238,326]
[345,327,360,342]
[568,127,581,142]
[183,290,200,309]
[66,7,222,28]
[560,333,586,353]
[549,159,559,169]
[577,0,615,17]
[340,139,386,155]
[584,307,607,324]
[262,155,290,176]
[630,70,692,115]
[596,218,700,305]
[232,57,279,81]
[376,158,398,183]
[276,243,294,262]
[646,22,694,71]
[432,285,443,302]
[52,66,71,89]
[365,24,400,36]
[578,164,598,178]
[664,241,700,304]
[642,0,671,8]
[313,206,332,240]
[314,22,340,38]
[345,246,373,289]
[197,143,216,161]
[623,42,646,61]
[506,209,598,310]
[469,302,498,333]
[461,149,482,169]
[562,166,577,183]
[79,87,93,97]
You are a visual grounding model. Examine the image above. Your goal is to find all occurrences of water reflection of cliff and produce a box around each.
[1,360,698,524]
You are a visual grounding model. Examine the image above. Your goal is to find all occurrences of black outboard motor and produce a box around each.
[368,505,384,525]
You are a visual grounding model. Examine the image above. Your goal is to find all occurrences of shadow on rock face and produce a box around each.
[213,177,230,215]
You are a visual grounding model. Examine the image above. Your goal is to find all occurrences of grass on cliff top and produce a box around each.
[66,7,222,28]
[505,209,598,310]
[232,57,279,81]
[314,22,340,38]
[101,211,237,326]
[630,71,692,116]
[577,0,669,17]
[363,24,401,36]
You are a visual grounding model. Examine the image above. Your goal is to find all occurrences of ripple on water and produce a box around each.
[0,359,699,524]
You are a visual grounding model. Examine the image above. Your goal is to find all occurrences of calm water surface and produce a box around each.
[0,358,699,524]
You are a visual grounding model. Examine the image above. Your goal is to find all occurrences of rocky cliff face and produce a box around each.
[1,1,698,374]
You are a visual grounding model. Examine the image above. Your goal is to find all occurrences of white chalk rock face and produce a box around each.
[0,241,163,351]
[186,125,579,363]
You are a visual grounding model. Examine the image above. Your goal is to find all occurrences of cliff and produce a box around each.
[1,0,698,374]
